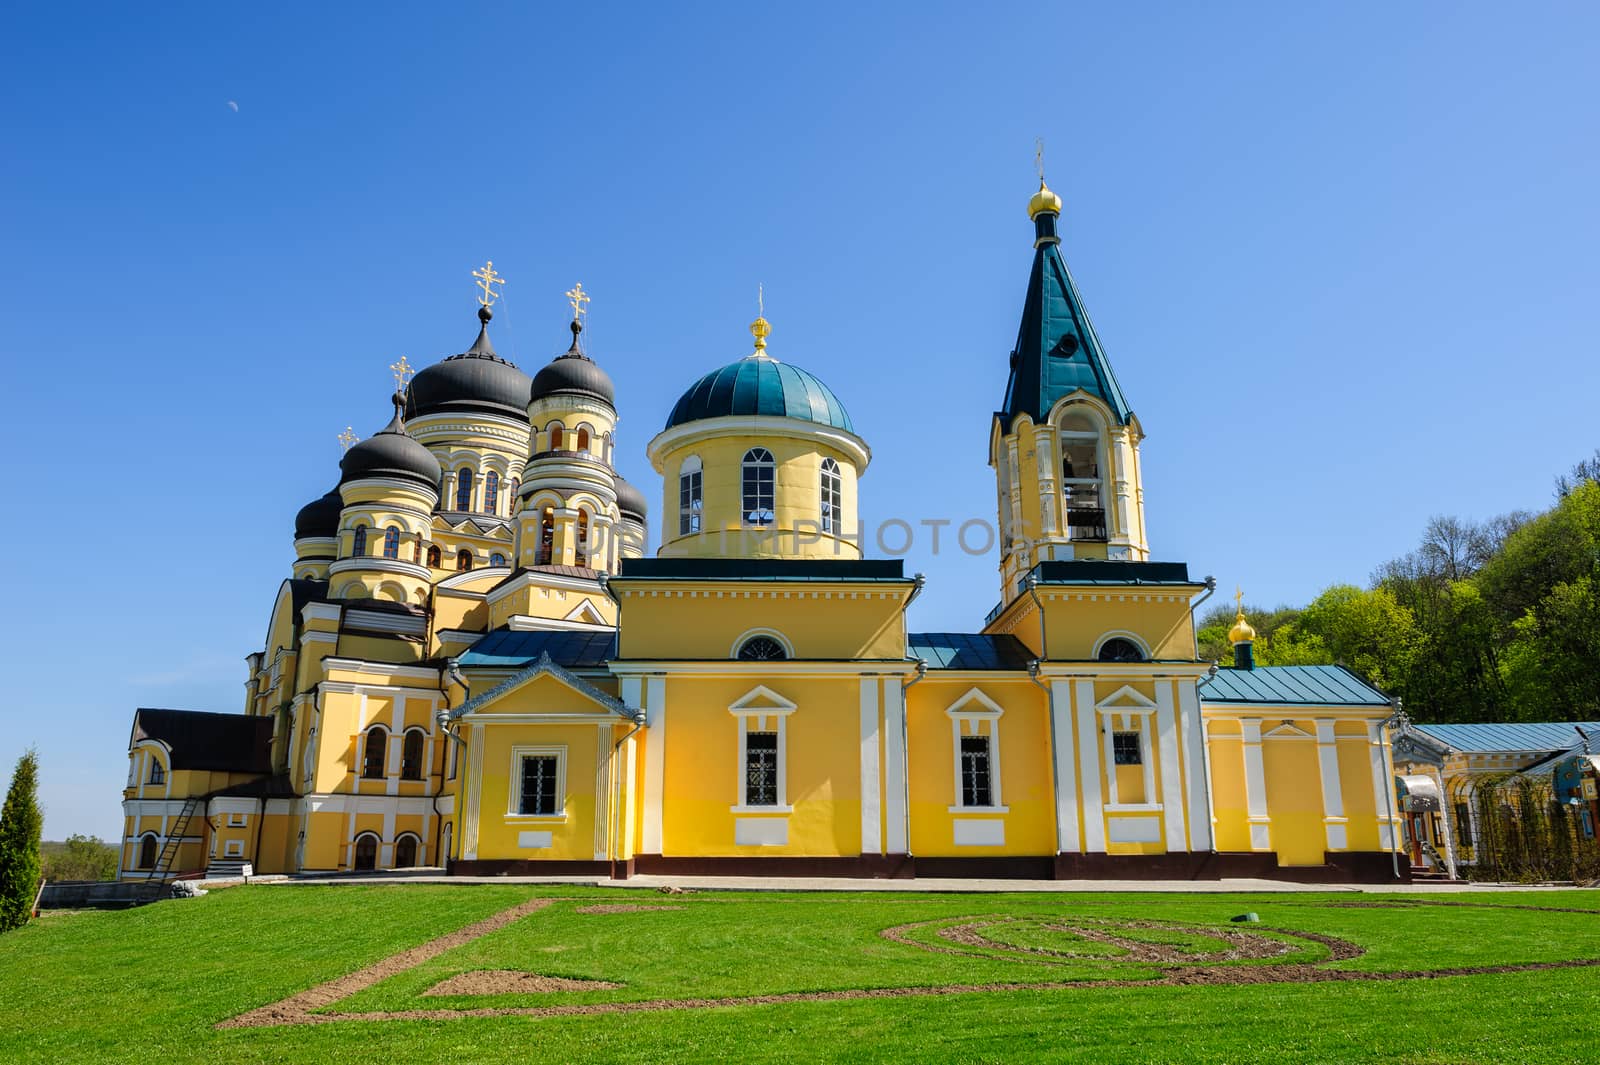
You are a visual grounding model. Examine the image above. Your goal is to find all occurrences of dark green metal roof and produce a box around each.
[617,558,907,582]
[1000,219,1133,427]
[909,633,1034,670]
[665,356,854,433]
[1199,665,1390,707]
[1031,560,1194,585]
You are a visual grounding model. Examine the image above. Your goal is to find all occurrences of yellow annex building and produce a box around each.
[120,185,1407,883]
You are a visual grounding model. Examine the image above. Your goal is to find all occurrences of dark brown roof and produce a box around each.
[131,709,274,774]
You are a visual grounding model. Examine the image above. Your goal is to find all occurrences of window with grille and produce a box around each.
[456,549,473,572]
[484,471,499,514]
[147,760,165,785]
[742,448,775,526]
[382,525,401,559]
[518,755,560,815]
[679,458,703,535]
[1113,730,1142,766]
[960,735,993,807]
[490,552,506,567]
[537,508,555,565]
[1097,637,1145,663]
[744,731,779,806]
[820,458,841,533]
[737,636,787,661]
[455,468,473,511]
[362,726,387,778]
[352,524,367,557]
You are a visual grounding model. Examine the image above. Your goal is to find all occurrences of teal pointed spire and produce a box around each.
[1000,184,1133,427]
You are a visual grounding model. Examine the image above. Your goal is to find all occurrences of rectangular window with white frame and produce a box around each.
[946,688,1006,811]
[227,812,247,827]
[509,746,566,818]
[728,692,795,812]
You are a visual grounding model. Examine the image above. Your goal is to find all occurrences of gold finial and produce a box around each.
[472,260,506,308]
[338,426,359,451]
[1228,586,1257,645]
[389,355,415,391]
[565,282,590,322]
[1035,137,1045,184]
[750,285,771,354]
[1027,139,1063,220]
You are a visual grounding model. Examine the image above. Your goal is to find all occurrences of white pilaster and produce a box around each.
[1241,719,1271,851]
[859,677,882,856]
[1050,679,1079,853]
[594,723,611,861]
[462,723,484,860]
[1155,683,1185,852]
[883,678,909,854]
[1178,681,1212,850]
[643,675,667,854]
[1074,679,1105,852]
[1367,721,1397,852]
[1315,719,1347,851]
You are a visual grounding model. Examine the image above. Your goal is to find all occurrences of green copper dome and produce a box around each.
[664,355,854,433]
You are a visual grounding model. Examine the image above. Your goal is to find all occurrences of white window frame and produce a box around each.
[679,455,703,535]
[741,448,776,528]
[1095,686,1160,812]
[945,688,1008,813]
[819,457,842,533]
[729,686,797,813]
[224,839,245,857]
[227,812,247,827]
[508,745,567,820]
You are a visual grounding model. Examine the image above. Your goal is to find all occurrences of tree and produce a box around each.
[0,750,43,932]
[41,835,118,883]
[1295,584,1421,693]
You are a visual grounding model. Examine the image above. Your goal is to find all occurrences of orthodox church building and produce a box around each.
[120,183,1404,882]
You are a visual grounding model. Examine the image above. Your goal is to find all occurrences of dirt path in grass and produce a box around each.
[219,897,1600,1030]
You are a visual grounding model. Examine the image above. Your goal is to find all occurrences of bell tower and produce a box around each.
[990,177,1150,602]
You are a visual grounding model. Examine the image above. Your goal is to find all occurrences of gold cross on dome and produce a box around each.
[1234,585,1244,613]
[472,260,506,308]
[338,426,359,451]
[565,282,590,322]
[1035,137,1045,183]
[390,355,415,390]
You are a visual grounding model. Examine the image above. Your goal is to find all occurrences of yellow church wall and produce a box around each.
[616,588,908,661]
[654,433,863,560]
[1205,723,1251,853]
[470,721,611,862]
[1338,733,1382,851]
[658,674,862,857]
[1262,728,1328,866]
[486,585,614,630]
[1041,595,1197,661]
[256,814,296,874]
[433,591,489,636]
[905,679,1056,857]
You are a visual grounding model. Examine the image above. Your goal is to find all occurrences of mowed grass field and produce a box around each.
[3,884,1599,1064]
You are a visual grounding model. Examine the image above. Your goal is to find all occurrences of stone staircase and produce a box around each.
[204,858,254,880]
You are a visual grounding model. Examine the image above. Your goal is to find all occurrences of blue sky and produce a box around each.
[3,3,1597,839]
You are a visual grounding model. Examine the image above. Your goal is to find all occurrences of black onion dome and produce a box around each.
[614,475,648,521]
[406,308,534,421]
[339,395,443,489]
[294,488,343,539]
[530,320,615,406]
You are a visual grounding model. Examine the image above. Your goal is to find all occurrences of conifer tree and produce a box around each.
[0,749,43,932]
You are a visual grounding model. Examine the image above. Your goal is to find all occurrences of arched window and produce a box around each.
[1097,637,1145,663]
[508,478,519,511]
[742,448,775,527]
[147,758,165,785]
[426,544,441,568]
[537,507,555,566]
[820,458,841,534]
[456,549,473,572]
[412,534,423,563]
[382,525,401,560]
[400,728,425,780]
[490,552,506,567]
[455,468,473,512]
[549,424,564,451]
[576,427,591,453]
[679,455,703,535]
[394,834,419,868]
[352,833,378,871]
[362,726,387,778]
[575,510,590,567]
[138,834,158,870]
[1059,410,1107,541]
[737,635,788,661]
[484,471,499,514]
[352,524,368,557]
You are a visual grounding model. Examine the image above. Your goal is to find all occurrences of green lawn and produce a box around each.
[3,884,1599,1063]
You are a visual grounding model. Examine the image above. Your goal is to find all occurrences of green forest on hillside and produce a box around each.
[1198,451,1600,724]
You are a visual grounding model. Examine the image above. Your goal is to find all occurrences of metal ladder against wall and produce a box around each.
[139,796,203,903]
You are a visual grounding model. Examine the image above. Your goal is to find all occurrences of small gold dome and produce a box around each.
[750,315,771,354]
[1228,610,1257,645]
[1027,179,1063,220]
